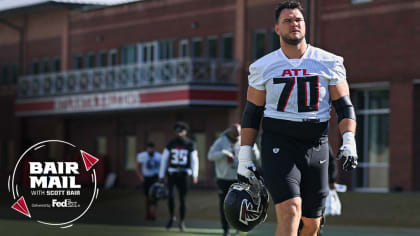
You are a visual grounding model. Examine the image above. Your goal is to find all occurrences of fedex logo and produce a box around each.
[281,69,311,77]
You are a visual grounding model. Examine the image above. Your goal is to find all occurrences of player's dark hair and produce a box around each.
[146,142,155,148]
[275,0,304,23]
[174,121,189,132]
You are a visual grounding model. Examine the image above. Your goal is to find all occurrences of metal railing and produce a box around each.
[18,58,237,98]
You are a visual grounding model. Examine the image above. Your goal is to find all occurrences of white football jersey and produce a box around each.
[248,45,346,122]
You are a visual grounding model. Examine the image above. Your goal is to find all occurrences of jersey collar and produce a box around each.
[277,44,312,67]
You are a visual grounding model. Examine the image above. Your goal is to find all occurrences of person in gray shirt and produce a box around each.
[208,123,260,236]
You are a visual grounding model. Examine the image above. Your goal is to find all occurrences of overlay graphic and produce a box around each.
[8,140,100,228]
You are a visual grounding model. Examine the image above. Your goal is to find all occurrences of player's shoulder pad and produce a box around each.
[249,50,279,73]
[248,51,279,89]
[309,45,343,65]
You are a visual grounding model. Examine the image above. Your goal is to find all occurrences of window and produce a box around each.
[351,87,390,192]
[109,50,117,66]
[158,40,174,60]
[222,34,233,61]
[140,42,158,63]
[73,55,84,69]
[98,51,108,67]
[121,45,137,65]
[352,0,373,4]
[206,36,218,59]
[124,136,137,170]
[179,39,189,58]
[86,53,96,68]
[96,136,107,155]
[270,29,280,51]
[10,64,17,85]
[53,58,61,72]
[254,30,266,60]
[31,61,40,75]
[41,59,50,73]
[192,38,202,58]
[1,65,9,85]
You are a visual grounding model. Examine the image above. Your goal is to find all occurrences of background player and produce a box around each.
[136,142,161,221]
[159,121,199,232]
[237,1,358,236]
[208,123,260,236]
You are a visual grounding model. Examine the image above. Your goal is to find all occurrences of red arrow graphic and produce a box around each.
[80,150,99,171]
[11,196,31,218]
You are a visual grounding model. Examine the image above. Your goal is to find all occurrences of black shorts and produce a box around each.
[261,118,330,218]
[168,172,189,196]
[144,175,158,196]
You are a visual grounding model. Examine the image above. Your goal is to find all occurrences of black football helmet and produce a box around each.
[223,173,269,232]
[148,182,168,202]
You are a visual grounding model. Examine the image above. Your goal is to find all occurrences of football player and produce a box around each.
[208,123,260,236]
[159,121,199,232]
[136,142,161,220]
[237,1,358,236]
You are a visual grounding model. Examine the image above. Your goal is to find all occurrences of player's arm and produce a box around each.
[329,81,358,171]
[135,154,144,183]
[238,86,266,178]
[136,162,144,183]
[190,150,199,184]
[241,86,266,145]
[159,148,170,182]
[208,138,235,161]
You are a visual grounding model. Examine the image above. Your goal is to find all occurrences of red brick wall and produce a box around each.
[320,0,420,190]
[320,0,420,84]
[69,0,236,55]
[389,82,414,190]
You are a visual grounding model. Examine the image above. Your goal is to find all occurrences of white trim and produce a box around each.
[356,108,390,115]
[108,49,117,66]
[354,187,388,193]
[351,0,373,4]
[349,81,390,89]
[358,162,389,168]
[16,84,238,104]
[413,79,420,84]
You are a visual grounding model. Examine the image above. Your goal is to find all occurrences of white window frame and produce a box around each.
[108,49,117,66]
[206,35,218,59]
[73,54,84,70]
[138,41,158,63]
[221,33,233,61]
[179,39,189,58]
[158,39,174,61]
[351,0,373,4]
[191,37,203,58]
[253,29,266,60]
[86,52,96,69]
[351,83,390,192]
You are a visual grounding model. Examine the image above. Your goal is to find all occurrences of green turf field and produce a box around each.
[2,219,420,236]
[2,189,420,235]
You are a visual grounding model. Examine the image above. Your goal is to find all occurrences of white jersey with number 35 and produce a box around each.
[249,45,346,122]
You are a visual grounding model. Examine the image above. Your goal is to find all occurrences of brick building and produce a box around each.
[0,0,419,191]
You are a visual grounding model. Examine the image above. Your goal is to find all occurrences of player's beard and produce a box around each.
[281,34,305,46]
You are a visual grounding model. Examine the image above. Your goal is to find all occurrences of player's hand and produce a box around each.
[193,177,198,184]
[337,132,358,171]
[139,176,144,184]
[159,178,165,184]
[237,146,255,179]
[222,149,235,159]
